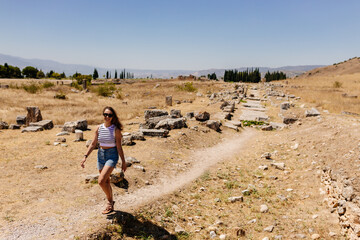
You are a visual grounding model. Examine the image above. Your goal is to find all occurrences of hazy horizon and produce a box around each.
[1,0,359,70]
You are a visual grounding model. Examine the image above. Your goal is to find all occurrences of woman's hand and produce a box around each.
[121,162,127,172]
[80,157,86,168]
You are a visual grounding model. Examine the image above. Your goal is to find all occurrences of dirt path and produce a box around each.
[1,129,257,240]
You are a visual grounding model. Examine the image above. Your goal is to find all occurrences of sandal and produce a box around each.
[102,200,115,214]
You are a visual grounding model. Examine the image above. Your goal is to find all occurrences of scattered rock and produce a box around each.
[295,234,306,239]
[54,142,60,146]
[9,124,20,129]
[206,120,221,132]
[195,111,210,121]
[262,152,271,159]
[228,196,243,203]
[56,131,70,136]
[110,169,125,183]
[133,165,146,172]
[311,234,320,239]
[122,135,134,146]
[260,204,269,213]
[0,121,9,129]
[219,234,226,240]
[223,122,238,131]
[61,144,68,147]
[174,225,186,235]
[21,126,43,133]
[259,165,268,170]
[185,112,194,119]
[261,125,273,131]
[209,231,216,238]
[271,162,285,170]
[125,156,141,164]
[282,116,298,124]
[131,131,145,141]
[16,115,26,125]
[34,165,48,170]
[56,137,66,142]
[154,83,160,88]
[280,102,290,110]
[305,108,320,117]
[85,174,99,183]
[264,225,274,232]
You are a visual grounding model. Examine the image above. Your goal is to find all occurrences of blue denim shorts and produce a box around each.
[97,147,119,170]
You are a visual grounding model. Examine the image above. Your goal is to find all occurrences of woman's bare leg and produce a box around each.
[98,165,114,202]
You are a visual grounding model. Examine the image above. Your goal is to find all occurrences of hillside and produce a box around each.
[299,57,360,78]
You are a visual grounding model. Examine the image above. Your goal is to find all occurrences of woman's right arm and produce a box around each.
[81,126,99,168]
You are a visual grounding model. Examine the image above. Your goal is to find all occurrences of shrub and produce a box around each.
[54,92,66,99]
[22,82,41,94]
[42,81,55,88]
[176,82,197,92]
[70,81,83,90]
[95,82,116,97]
[333,81,342,88]
[241,120,265,126]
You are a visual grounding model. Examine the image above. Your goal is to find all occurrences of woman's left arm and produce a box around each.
[115,128,127,172]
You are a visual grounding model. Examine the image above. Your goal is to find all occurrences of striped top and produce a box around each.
[98,124,116,147]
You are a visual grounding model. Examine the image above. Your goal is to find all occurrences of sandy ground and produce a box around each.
[1,80,360,239]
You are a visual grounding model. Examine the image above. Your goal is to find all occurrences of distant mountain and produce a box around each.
[0,53,324,78]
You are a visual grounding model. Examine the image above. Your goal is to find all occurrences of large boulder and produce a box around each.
[206,120,221,132]
[131,131,145,141]
[195,111,210,122]
[76,119,88,131]
[0,121,9,129]
[29,120,53,130]
[155,118,187,130]
[144,109,168,120]
[122,135,134,146]
[26,107,42,126]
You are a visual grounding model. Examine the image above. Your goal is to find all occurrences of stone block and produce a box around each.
[139,129,169,137]
[0,121,9,129]
[144,109,168,120]
[29,120,53,130]
[16,115,26,125]
[26,106,42,126]
[195,111,210,121]
[165,96,172,106]
[21,126,44,133]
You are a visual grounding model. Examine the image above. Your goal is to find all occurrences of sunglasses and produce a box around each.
[103,113,113,118]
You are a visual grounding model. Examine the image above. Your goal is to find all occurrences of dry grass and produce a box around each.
[283,73,360,114]
[0,79,224,125]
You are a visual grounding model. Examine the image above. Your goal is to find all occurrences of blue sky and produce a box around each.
[0,0,359,70]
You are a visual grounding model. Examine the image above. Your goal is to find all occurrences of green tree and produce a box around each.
[93,68,99,80]
[106,71,109,79]
[22,66,39,78]
[114,70,117,79]
[36,70,45,79]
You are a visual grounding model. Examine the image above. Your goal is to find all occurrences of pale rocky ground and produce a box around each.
[1,81,360,240]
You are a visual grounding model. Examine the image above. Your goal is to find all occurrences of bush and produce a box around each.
[333,81,342,88]
[95,83,116,97]
[71,81,83,90]
[242,120,265,126]
[42,81,55,88]
[54,92,66,99]
[176,82,197,92]
[22,82,41,94]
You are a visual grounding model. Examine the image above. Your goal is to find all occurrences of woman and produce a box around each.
[81,106,127,214]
